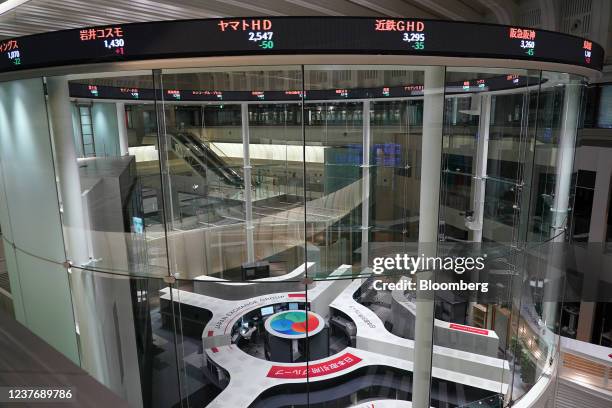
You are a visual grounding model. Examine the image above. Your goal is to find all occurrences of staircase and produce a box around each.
[168,130,244,188]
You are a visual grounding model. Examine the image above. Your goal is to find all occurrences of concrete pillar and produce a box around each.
[587,156,612,243]
[543,80,582,335]
[45,76,106,379]
[361,100,371,268]
[0,77,80,362]
[551,81,582,243]
[46,77,90,265]
[576,302,596,341]
[471,94,491,243]
[46,77,143,407]
[153,70,177,230]
[241,103,255,263]
[116,102,129,156]
[467,94,491,325]
[413,66,445,408]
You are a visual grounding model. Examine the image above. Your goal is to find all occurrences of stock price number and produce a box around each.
[104,38,125,55]
[248,31,274,49]
[403,32,425,50]
[7,50,20,65]
[520,40,535,55]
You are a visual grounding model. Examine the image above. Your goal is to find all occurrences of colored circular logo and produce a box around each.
[268,311,320,336]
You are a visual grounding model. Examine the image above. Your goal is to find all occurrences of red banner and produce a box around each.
[267,352,362,378]
[449,323,489,336]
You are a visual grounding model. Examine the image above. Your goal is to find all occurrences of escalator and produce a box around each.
[168,131,244,188]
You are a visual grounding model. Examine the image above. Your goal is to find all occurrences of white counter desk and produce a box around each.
[160,266,510,407]
[329,278,510,393]
[389,276,500,357]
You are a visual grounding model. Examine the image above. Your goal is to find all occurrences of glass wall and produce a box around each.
[0,63,587,408]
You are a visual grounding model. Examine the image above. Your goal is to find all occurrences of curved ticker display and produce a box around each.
[69,74,543,102]
[0,17,604,74]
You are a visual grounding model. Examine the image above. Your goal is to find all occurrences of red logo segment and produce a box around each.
[267,352,362,378]
[449,323,489,336]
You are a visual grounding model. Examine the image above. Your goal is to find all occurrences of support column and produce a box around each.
[241,103,255,263]
[587,158,612,243]
[543,79,582,335]
[153,70,176,230]
[576,302,596,341]
[413,66,445,408]
[46,76,104,377]
[116,102,129,156]
[0,77,81,362]
[467,94,491,325]
[46,77,144,407]
[551,81,581,243]
[46,78,90,265]
[361,100,371,269]
[470,94,491,243]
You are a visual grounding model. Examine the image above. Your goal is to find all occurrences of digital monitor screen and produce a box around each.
[68,74,541,102]
[289,303,299,310]
[0,17,603,74]
[261,306,274,316]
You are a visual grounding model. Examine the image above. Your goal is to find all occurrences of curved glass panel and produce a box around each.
[159,66,305,283]
[0,61,588,408]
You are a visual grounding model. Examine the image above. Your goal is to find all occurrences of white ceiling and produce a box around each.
[0,0,510,38]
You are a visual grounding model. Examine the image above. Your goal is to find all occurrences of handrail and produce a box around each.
[180,132,243,183]
[167,131,245,188]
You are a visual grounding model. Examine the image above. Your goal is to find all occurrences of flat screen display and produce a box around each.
[0,17,604,74]
[261,306,274,316]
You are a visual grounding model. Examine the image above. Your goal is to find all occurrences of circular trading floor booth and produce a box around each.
[0,17,603,408]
